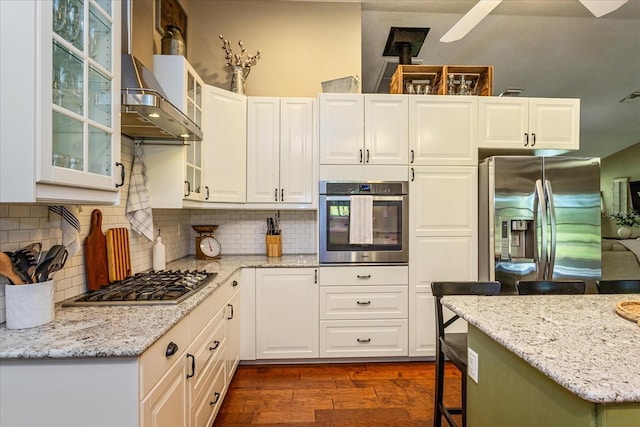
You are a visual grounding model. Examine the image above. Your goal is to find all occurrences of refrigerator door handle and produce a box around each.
[545,179,557,279]
[535,179,549,280]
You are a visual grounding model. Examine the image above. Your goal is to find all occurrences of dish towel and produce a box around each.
[126,145,154,241]
[48,205,81,257]
[349,195,373,244]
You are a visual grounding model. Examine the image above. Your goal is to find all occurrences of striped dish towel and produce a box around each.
[48,205,81,257]
[126,145,154,241]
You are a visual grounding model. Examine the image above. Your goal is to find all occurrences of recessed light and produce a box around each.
[148,113,160,118]
[620,90,640,103]
[498,88,523,97]
[180,134,190,138]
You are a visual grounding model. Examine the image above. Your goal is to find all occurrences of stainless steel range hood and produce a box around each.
[120,1,202,142]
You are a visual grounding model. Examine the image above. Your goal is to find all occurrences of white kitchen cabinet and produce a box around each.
[202,85,247,204]
[144,144,203,208]
[319,94,408,165]
[409,96,477,166]
[478,97,580,151]
[246,97,315,206]
[225,280,241,382]
[153,55,204,202]
[319,266,409,358]
[0,0,121,204]
[408,166,477,357]
[240,268,257,361]
[255,268,319,359]
[141,355,189,427]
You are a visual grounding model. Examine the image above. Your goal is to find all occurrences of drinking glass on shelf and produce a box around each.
[459,76,469,95]
[65,0,81,42]
[88,19,99,57]
[424,83,431,94]
[406,83,415,95]
[415,85,423,95]
[53,0,67,34]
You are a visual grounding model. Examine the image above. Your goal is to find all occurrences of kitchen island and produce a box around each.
[441,294,640,427]
[0,254,317,427]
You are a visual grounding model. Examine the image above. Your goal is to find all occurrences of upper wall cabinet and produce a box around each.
[1,0,121,204]
[246,97,315,207]
[202,85,247,204]
[319,94,408,166]
[478,97,580,151]
[408,96,477,166]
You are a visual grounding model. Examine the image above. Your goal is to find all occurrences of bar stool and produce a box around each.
[596,279,640,294]
[431,281,501,427]
[515,280,585,295]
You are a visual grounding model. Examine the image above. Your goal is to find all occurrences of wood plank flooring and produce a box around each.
[214,361,462,426]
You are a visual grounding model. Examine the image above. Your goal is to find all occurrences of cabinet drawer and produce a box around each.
[320,319,408,357]
[319,266,408,286]
[189,307,226,403]
[190,275,236,338]
[139,317,190,399]
[191,358,227,427]
[320,285,408,320]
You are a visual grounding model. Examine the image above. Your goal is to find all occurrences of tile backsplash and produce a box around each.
[0,138,317,323]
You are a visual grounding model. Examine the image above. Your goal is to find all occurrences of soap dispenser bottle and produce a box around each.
[153,229,166,271]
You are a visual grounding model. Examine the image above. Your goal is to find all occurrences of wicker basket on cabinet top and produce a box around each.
[390,64,493,96]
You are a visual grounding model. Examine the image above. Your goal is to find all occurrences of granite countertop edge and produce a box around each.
[0,254,318,360]
[441,294,640,404]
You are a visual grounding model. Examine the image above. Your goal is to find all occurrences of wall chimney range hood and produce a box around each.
[120,1,202,142]
[121,54,202,142]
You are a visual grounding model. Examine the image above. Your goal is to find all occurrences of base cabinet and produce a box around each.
[255,268,319,359]
[141,358,189,427]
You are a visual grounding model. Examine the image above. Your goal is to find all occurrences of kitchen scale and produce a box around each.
[192,225,221,260]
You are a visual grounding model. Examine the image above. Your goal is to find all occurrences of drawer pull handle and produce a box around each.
[186,353,196,379]
[357,338,371,343]
[210,392,221,406]
[356,275,371,279]
[227,303,234,320]
[209,340,220,351]
[115,162,125,188]
[357,301,371,305]
[165,341,178,357]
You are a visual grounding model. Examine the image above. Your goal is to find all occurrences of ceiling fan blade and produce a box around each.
[579,0,628,17]
[440,0,502,43]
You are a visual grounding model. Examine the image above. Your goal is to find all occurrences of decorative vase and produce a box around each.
[230,66,245,94]
[617,226,632,239]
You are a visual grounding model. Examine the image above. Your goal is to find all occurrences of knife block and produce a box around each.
[266,234,282,257]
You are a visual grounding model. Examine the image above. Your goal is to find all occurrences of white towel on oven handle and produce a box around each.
[349,195,373,244]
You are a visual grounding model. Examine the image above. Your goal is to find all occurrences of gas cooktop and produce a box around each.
[62,270,217,307]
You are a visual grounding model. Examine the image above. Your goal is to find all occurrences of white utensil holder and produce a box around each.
[5,280,55,329]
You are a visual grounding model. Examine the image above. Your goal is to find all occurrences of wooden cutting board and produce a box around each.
[106,227,132,283]
[84,209,109,290]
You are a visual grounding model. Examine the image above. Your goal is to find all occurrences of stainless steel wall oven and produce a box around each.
[319,181,409,264]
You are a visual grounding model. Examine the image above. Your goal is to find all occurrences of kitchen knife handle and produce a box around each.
[115,162,125,187]
[186,353,195,378]
[165,341,179,357]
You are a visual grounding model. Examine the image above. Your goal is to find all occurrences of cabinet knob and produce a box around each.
[165,341,178,357]
[232,280,239,287]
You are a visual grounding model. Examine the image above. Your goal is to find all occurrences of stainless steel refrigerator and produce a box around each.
[479,156,601,294]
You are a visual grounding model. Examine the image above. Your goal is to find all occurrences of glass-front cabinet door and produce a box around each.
[44,0,121,192]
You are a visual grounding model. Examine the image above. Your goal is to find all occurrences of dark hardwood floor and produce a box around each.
[214,361,462,426]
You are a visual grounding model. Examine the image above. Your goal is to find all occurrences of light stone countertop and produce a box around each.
[0,254,318,360]
[441,294,640,403]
